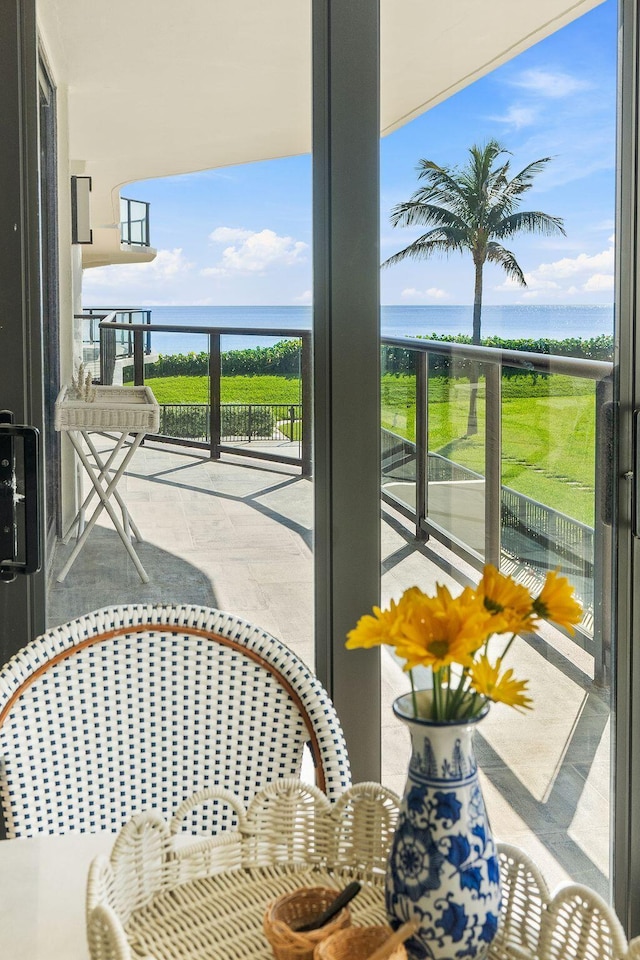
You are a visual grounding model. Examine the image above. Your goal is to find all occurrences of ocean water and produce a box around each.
[121,304,614,355]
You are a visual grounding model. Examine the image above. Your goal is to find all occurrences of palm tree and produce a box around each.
[383,139,565,434]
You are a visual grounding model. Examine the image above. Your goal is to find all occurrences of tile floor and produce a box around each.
[47,435,611,897]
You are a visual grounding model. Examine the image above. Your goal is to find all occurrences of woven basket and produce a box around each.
[314,925,407,960]
[54,385,160,432]
[86,781,640,960]
[263,886,352,960]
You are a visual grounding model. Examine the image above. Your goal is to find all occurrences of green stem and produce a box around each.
[501,633,518,660]
[449,673,470,718]
[445,666,451,719]
[461,691,480,719]
[432,669,441,721]
[410,669,418,719]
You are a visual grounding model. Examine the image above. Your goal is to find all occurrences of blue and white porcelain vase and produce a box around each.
[385,691,501,960]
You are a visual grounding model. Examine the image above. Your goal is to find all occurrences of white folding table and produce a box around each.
[54,385,160,584]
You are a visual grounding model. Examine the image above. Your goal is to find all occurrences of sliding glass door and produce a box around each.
[2,0,640,935]
[376,0,638,926]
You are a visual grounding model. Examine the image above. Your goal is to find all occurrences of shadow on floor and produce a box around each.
[47,526,218,628]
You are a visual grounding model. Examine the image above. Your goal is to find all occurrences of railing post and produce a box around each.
[100,324,116,386]
[484,361,501,568]
[144,311,151,355]
[301,333,312,477]
[133,329,144,386]
[248,405,253,443]
[415,349,428,542]
[593,375,613,686]
[209,333,221,459]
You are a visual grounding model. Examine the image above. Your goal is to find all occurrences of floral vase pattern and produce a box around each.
[385,691,501,960]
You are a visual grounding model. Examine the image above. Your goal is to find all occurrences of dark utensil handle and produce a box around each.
[295,881,361,932]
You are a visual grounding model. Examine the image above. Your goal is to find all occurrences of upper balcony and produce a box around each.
[119,197,151,248]
[81,196,156,269]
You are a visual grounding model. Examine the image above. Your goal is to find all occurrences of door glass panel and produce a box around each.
[380,0,616,897]
[46,27,315,674]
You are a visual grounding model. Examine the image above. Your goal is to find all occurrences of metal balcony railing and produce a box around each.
[93,311,613,682]
[120,197,150,247]
[96,315,312,475]
[79,309,152,373]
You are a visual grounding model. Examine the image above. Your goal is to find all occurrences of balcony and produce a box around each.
[81,200,156,269]
[120,197,151,248]
[50,309,612,897]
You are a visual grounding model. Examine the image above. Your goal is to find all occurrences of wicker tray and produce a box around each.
[54,385,160,432]
[86,779,640,960]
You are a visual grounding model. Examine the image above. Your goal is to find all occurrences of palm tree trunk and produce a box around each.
[466,261,483,435]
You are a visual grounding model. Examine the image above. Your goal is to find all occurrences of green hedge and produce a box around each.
[127,333,613,383]
[159,405,207,439]
[222,406,274,438]
[383,333,613,377]
[159,404,275,440]
[138,338,302,380]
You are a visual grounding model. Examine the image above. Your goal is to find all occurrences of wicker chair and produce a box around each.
[0,604,351,838]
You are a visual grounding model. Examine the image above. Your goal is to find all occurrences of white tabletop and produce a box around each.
[1,832,115,960]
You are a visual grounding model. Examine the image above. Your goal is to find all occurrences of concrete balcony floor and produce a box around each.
[47,436,610,898]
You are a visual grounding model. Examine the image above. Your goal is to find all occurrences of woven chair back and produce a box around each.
[0,605,350,837]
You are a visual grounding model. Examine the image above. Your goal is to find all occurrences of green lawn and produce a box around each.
[145,374,302,405]
[144,371,596,525]
[382,376,596,524]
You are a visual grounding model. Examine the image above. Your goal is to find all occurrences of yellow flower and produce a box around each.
[532,570,582,634]
[477,564,534,633]
[469,656,533,712]
[394,584,493,672]
[346,598,403,650]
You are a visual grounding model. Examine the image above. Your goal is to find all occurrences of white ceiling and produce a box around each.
[38,0,604,242]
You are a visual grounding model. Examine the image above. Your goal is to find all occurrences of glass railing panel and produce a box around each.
[219,335,303,460]
[126,328,210,444]
[120,198,150,246]
[82,314,100,366]
[500,365,596,632]
[381,344,417,513]
[425,351,488,559]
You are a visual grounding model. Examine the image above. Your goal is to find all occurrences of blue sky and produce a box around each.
[83,0,617,308]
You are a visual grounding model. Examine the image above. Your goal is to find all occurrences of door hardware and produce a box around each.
[0,411,42,580]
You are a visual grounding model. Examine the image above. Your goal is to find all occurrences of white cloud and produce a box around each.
[401,287,449,301]
[584,273,614,292]
[488,105,537,130]
[82,248,194,290]
[494,242,615,298]
[208,227,253,243]
[509,69,591,99]
[202,228,308,276]
[533,246,614,281]
[294,290,312,304]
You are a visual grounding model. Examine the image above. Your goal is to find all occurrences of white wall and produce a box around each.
[38,21,85,532]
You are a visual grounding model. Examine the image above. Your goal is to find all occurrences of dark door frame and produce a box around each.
[0,0,45,665]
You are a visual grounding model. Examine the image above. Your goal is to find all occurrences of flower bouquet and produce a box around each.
[347,565,582,960]
[346,564,582,721]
